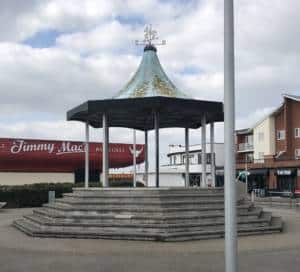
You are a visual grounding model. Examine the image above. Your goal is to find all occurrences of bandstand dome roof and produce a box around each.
[115,45,188,99]
[67,44,223,130]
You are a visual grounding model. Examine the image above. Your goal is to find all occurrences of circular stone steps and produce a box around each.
[13,188,283,241]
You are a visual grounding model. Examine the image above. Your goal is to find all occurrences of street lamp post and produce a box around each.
[224,0,238,271]
[84,121,89,189]
[245,156,248,195]
[133,129,137,187]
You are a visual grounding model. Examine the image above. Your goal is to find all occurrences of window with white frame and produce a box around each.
[258,132,264,142]
[245,135,253,144]
[295,128,300,138]
[277,130,286,140]
[245,153,254,163]
[183,154,195,164]
[190,154,197,164]
[295,149,300,159]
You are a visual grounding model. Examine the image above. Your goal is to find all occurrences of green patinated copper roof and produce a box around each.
[114,46,189,99]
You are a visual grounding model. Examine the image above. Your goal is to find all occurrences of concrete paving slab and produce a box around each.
[0,207,300,271]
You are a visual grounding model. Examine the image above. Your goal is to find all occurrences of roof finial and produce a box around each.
[135,24,166,49]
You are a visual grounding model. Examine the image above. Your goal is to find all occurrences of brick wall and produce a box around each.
[275,106,286,154]
[268,170,277,189]
[289,99,300,157]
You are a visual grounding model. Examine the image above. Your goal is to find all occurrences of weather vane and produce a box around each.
[135,24,166,46]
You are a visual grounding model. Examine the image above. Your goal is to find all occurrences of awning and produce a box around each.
[249,169,269,176]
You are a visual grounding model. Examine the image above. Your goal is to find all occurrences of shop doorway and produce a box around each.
[277,175,295,193]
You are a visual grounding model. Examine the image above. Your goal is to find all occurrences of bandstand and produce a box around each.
[13,27,283,241]
[67,39,223,189]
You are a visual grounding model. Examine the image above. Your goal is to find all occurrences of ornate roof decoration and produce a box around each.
[135,24,166,47]
[114,25,189,99]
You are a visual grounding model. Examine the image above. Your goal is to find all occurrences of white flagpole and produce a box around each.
[224,0,238,271]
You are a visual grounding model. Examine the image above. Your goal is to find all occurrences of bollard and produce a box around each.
[251,190,255,204]
[48,191,55,204]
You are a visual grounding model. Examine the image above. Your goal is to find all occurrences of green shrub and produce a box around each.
[0,183,73,208]
[0,180,144,208]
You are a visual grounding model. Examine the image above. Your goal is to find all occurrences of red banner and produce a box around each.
[0,138,145,172]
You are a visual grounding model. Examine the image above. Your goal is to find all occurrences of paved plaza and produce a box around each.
[1,206,300,272]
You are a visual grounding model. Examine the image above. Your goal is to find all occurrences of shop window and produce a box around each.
[277,130,285,140]
[295,128,300,138]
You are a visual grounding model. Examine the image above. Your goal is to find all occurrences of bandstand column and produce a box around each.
[102,112,109,187]
[210,122,216,187]
[133,129,137,187]
[185,127,190,187]
[201,115,207,187]
[154,111,160,187]
[144,130,149,186]
[84,121,89,189]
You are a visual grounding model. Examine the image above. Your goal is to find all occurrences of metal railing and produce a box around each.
[236,159,264,164]
[237,143,254,152]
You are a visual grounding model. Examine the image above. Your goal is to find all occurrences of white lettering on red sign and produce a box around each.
[9,140,138,156]
[11,140,54,154]
[56,142,84,155]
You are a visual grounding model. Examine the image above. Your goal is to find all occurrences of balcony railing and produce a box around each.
[237,143,254,152]
[236,159,264,165]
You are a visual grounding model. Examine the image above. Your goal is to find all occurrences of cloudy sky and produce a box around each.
[0,0,299,168]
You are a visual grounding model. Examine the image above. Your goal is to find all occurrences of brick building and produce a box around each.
[236,94,300,195]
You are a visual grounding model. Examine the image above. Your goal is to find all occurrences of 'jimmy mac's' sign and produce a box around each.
[10,140,127,155]
[0,138,144,172]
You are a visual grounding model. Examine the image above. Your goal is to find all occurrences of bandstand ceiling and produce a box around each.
[67,96,223,131]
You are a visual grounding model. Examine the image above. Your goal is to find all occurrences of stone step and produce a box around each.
[70,188,224,197]
[73,187,224,192]
[43,202,252,214]
[20,214,271,234]
[161,217,283,241]
[30,208,265,227]
[55,198,225,206]
[33,206,261,222]
[24,214,271,229]
[63,192,225,199]
[13,215,282,242]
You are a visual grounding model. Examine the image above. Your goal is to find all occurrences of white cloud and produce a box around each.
[0,0,300,167]
[0,43,139,117]
[56,21,140,54]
